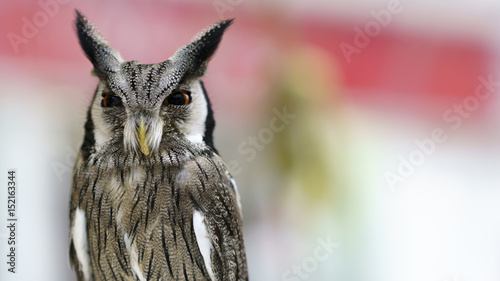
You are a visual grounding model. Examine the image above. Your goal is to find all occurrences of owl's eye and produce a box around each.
[101,93,122,108]
[165,90,191,106]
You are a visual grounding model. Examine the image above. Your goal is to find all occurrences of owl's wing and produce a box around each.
[193,172,248,281]
[69,208,92,281]
[69,155,93,281]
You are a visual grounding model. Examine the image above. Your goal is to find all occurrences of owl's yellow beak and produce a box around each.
[138,115,150,156]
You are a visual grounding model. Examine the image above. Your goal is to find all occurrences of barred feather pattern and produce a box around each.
[70,11,246,281]
[70,142,247,281]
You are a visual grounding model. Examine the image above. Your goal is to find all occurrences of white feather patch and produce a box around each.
[176,167,191,184]
[124,233,146,281]
[186,133,203,144]
[193,211,215,280]
[72,208,91,281]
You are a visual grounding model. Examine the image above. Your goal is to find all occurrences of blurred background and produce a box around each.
[2,0,500,280]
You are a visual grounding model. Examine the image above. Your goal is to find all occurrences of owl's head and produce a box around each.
[75,10,231,157]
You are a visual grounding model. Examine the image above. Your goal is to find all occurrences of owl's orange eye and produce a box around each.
[165,90,191,106]
[101,93,122,108]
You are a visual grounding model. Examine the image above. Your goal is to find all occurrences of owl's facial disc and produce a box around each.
[76,12,232,155]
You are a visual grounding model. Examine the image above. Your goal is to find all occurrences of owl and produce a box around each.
[69,10,248,281]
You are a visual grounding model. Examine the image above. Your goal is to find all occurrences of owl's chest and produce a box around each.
[82,164,210,280]
[85,164,189,233]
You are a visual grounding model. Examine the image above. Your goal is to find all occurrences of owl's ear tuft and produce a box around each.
[75,10,123,77]
[171,19,233,77]
[189,19,233,65]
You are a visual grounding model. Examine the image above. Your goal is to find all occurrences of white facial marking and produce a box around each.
[178,81,207,145]
[72,208,91,281]
[91,84,115,151]
[92,105,114,150]
[193,211,215,280]
[123,118,138,154]
[123,113,164,154]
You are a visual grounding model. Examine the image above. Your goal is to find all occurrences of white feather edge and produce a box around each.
[72,208,91,281]
[193,210,215,281]
[226,172,243,217]
[124,233,146,281]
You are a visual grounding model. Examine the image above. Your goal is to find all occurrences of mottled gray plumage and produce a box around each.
[69,10,247,281]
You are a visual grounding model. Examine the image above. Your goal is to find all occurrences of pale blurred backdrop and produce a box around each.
[2,0,500,280]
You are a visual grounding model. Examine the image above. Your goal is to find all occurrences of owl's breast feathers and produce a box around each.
[69,148,247,281]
